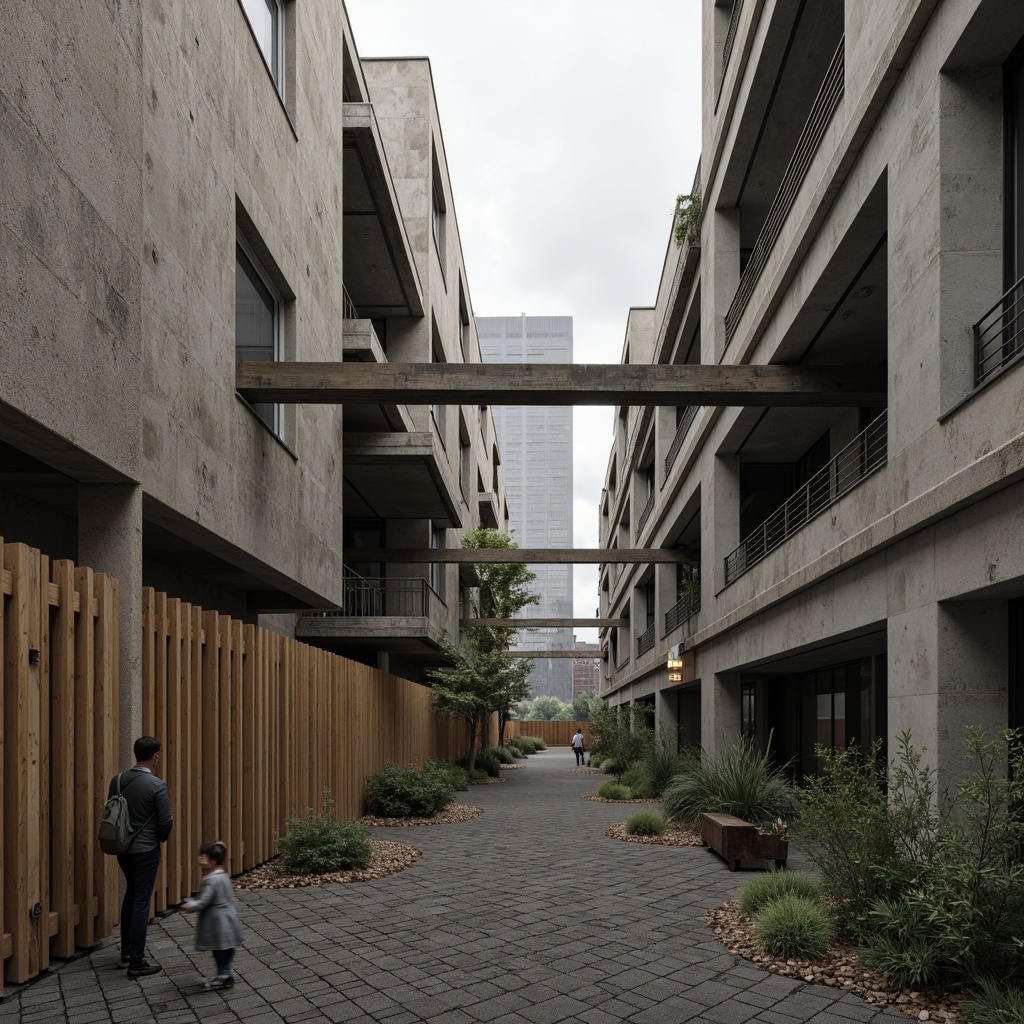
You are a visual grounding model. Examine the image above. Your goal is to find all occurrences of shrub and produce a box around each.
[277,793,371,874]
[469,768,488,781]
[600,758,619,776]
[527,736,547,750]
[483,745,516,765]
[962,979,1024,1024]
[588,703,654,780]
[426,759,469,792]
[754,895,832,961]
[597,781,633,800]
[737,870,821,918]
[629,727,691,799]
[511,737,538,754]
[662,740,797,825]
[624,812,666,836]
[589,754,603,769]
[365,762,455,818]
[505,737,529,756]
[858,903,943,989]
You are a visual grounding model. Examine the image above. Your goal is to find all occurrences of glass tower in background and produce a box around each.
[477,315,574,702]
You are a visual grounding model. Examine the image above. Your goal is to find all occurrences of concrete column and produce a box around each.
[78,483,143,765]
[707,455,740,594]
[888,599,1007,795]
[656,685,678,740]
[704,671,742,758]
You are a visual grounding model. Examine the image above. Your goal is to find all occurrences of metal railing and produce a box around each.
[343,285,359,320]
[665,406,699,473]
[635,490,655,540]
[721,0,745,81]
[319,574,442,619]
[636,623,655,657]
[665,584,701,634]
[974,273,1024,386]
[724,410,887,585]
[616,650,632,672]
[725,38,845,344]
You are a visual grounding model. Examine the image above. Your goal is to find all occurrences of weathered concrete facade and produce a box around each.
[1,2,505,758]
[600,0,1024,790]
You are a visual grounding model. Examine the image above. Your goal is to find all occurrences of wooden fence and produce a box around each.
[0,534,474,984]
[506,720,591,746]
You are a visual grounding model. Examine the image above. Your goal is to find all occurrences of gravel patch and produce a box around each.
[604,821,702,846]
[568,767,603,775]
[235,840,420,890]
[705,899,964,1022]
[499,763,525,770]
[582,792,660,804]
[470,776,508,785]
[360,803,484,827]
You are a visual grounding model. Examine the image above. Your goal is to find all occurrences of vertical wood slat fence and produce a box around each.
[505,721,591,747]
[0,533,473,985]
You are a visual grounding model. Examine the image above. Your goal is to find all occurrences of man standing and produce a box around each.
[571,728,586,766]
[109,736,174,977]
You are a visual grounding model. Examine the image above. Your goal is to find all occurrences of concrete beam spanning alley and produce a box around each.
[237,362,887,407]
[344,548,683,564]
[461,618,626,627]
[508,650,608,659]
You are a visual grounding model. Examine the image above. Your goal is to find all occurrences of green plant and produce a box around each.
[754,895,832,961]
[458,750,501,778]
[624,812,666,836]
[600,758,619,776]
[426,759,469,792]
[276,791,371,874]
[662,740,797,825]
[857,900,943,989]
[673,192,702,247]
[737,870,821,918]
[962,979,1024,1024]
[524,735,547,750]
[365,762,456,818]
[588,703,654,781]
[483,744,516,765]
[597,781,633,801]
[469,768,488,781]
[628,726,691,799]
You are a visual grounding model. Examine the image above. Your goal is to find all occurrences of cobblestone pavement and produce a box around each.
[1,749,903,1024]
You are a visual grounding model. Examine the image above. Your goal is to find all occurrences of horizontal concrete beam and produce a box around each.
[462,618,627,627]
[508,650,607,659]
[237,362,887,407]
[343,548,684,564]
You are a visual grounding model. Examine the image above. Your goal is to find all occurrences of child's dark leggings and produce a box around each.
[213,948,235,977]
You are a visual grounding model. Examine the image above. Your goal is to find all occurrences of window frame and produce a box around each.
[238,0,286,99]
[235,236,284,438]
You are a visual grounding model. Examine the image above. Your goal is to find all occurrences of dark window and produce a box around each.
[235,243,280,434]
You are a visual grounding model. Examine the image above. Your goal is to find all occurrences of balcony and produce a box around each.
[725,38,845,345]
[724,410,887,585]
[665,406,699,474]
[477,491,501,529]
[665,584,701,635]
[974,273,1024,387]
[635,490,655,541]
[721,0,745,85]
[636,623,655,657]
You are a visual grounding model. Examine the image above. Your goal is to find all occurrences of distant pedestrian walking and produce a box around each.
[108,736,174,977]
[182,841,244,990]
[571,728,586,765]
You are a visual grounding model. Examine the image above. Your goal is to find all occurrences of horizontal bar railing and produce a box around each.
[665,584,701,634]
[724,410,887,585]
[665,405,699,473]
[974,273,1024,386]
[635,490,655,540]
[636,623,655,657]
[725,38,845,345]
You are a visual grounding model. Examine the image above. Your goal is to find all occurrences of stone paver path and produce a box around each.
[1,749,903,1023]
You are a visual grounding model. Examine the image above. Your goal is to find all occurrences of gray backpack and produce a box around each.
[98,773,152,855]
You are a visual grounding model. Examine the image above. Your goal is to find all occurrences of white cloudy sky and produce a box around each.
[345,1,703,641]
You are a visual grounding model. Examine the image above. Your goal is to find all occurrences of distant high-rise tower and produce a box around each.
[477,315,573,702]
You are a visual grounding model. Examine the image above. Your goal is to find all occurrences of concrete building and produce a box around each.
[573,638,602,698]
[599,0,1024,790]
[1,0,506,758]
[478,315,574,701]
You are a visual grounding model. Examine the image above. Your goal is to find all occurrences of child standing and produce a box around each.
[181,841,244,989]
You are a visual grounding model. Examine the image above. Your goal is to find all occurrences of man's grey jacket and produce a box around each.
[107,767,173,854]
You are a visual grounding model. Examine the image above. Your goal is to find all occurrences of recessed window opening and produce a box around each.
[235,240,282,435]
[239,0,284,94]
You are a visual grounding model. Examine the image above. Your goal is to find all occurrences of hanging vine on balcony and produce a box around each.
[673,192,703,248]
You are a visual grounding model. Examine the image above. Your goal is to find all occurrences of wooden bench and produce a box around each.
[699,812,788,871]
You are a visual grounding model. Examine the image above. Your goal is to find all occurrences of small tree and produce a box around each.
[572,690,603,722]
[429,529,539,768]
[530,695,573,721]
[588,702,653,780]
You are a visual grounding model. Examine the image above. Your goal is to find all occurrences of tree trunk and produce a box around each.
[467,716,479,774]
[498,711,507,747]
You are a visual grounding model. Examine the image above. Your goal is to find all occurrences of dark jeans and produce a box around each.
[213,947,236,978]
[574,747,585,765]
[117,847,161,967]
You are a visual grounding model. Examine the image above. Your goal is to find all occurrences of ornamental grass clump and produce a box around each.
[624,812,666,836]
[662,739,797,825]
[597,781,633,801]
[962,979,1024,1024]
[753,894,832,961]
[277,792,371,874]
[737,869,821,918]
[365,762,456,818]
[628,726,692,799]
[483,744,516,765]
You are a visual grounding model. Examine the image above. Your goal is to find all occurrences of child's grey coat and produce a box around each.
[186,869,244,951]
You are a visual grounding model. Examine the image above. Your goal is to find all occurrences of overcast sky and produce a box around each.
[345,1,703,641]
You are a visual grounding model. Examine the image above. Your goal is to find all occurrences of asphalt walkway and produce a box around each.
[1,748,903,1024]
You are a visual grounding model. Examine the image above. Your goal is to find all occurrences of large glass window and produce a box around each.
[240,0,283,91]
[235,242,281,435]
